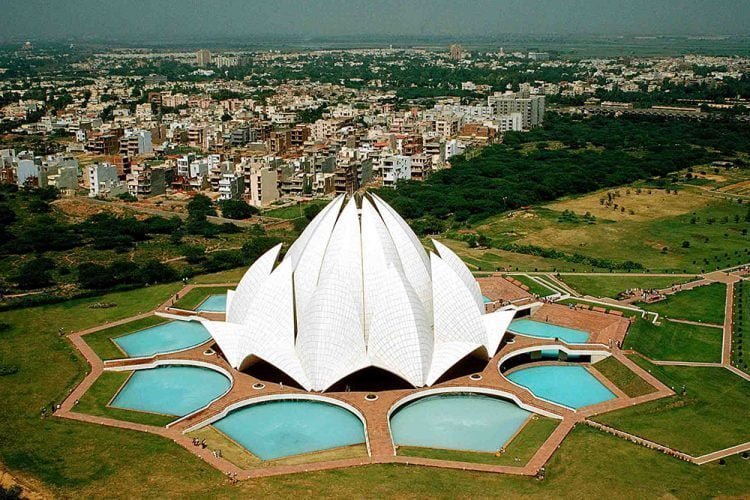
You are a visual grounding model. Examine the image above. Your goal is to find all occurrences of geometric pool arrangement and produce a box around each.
[56,197,731,479]
[60,278,672,481]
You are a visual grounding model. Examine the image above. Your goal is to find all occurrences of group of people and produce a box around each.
[620,288,666,303]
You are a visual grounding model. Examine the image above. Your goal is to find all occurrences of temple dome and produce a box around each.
[200,194,514,391]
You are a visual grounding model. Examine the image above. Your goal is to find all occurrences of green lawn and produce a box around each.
[263,200,328,220]
[76,371,174,427]
[2,284,750,497]
[592,356,656,397]
[191,267,245,284]
[732,280,749,372]
[83,315,168,361]
[398,416,558,466]
[173,286,230,310]
[594,357,750,456]
[640,282,727,324]
[624,318,723,363]
[559,275,698,299]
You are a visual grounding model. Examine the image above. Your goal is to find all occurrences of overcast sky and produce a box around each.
[2,0,749,41]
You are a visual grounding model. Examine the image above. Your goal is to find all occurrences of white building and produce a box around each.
[88,163,124,198]
[380,155,411,188]
[218,173,244,201]
[198,194,514,391]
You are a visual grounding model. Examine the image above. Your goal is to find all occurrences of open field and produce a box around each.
[592,357,656,397]
[1,284,750,497]
[594,357,750,456]
[83,315,168,361]
[639,282,727,324]
[559,274,698,298]
[451,184,750,273]
[397,416,558,466]
[77,371,175,427]
[623,319,723,363]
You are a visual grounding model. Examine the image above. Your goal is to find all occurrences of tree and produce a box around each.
[77,262,115,289]
[139,260,177,284]
[12,257,55,289]
[187,194,216,217]
[682,240,691,248]
[0,204,16,227]
[303,203,323,221]
[218,199,258,220]
[242,236,283,262]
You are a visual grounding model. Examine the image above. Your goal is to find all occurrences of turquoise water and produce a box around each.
[390,393,530,453]
[506,365,615,409]
[509,319,590,343]
[111,365,231,417]
[213,400,365,460]
[114,321,211,357]
[196,294,227,312]
[482,295,492,304]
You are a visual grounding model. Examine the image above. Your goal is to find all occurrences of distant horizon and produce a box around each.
[1,0,749,43]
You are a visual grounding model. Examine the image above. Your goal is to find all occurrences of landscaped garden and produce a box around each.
[623,318,723,363]
[639,282,727,324]
[594,357,750,456]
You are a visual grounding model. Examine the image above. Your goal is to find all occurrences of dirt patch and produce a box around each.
[52,198,131,221]
[547,188,710,222]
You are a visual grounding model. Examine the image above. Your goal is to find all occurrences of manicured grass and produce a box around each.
[559,275,698,298]
[76,371,174,427]
[510,275,558,297]
[263,200,328,220]
[624,318,723,363]
[188,426,261,468]
[732,280,749,372]
[592,356,656,397]
[83,315,168,361]
[191,267,245,284]
[398,416,559,466]
[594,357,750,456]
[173,286,230,310]
[2,283,750,497]
[640,282,727,324]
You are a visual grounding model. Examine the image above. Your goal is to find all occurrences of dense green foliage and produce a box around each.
[376,114,748,224]
[218,199,259,219]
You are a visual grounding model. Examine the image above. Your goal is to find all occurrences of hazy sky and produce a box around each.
[2,0,749,41]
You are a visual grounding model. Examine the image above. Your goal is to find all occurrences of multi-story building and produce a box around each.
[380,155,411,188]
[196,49,211,67]
[119,129,153,157]
[247,165,279,207]
[410,154,432,181]
[218,173,244,200]
[487,91,545,129]
[126,164,166,197]
[88,163,124,198]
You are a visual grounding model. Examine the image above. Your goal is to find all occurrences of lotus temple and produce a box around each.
[59,194,676,479]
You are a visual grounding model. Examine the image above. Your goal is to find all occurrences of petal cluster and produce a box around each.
[202,194,514,391]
